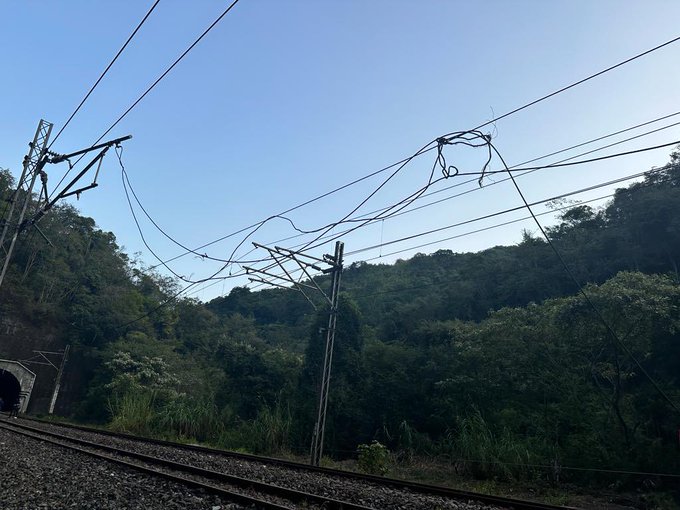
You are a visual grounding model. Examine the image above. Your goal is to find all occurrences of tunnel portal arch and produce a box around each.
[0,360,35,413]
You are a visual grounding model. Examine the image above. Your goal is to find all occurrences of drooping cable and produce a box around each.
[146,31,680,270]
[249,123,680,257]
[490,141,680,416]
[244,165,667,292]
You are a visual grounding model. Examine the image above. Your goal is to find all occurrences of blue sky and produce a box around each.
[2,1,680,300]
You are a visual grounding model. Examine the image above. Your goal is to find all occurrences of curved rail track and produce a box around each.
[2,416,574,510]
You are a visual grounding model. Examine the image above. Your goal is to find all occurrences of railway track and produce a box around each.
[3,417,574,510]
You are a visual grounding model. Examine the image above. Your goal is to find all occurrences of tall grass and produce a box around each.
[249,402,292,454]
[107,390,155,435]
[441,409,553,481]
[154,395,224,442]
[106,387,295,456]
[216,401,292,455]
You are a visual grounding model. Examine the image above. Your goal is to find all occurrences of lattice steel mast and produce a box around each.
[247,240,344,466]
[0,120,131,291]
[0,120,53,288]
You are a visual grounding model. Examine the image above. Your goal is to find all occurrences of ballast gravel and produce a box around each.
[19,419,507,510]
[0,427,246,510]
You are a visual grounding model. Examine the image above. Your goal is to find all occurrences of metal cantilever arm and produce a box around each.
[288,253,332,306]
[245,266,318,310]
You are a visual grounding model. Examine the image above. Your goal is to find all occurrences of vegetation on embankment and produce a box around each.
[2,151,680,507]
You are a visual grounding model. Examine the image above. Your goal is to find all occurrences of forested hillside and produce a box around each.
[1,150,680,489]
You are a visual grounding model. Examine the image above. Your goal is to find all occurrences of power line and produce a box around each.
[341,191,641,299]
[355,192,616,269]
[48,0,162,149]
[192,130,679,298]
[246,165,666,293]
[469,35,680,132]
[229,132,679,283]
[244,167,666,300]
[457,139,680,177]
[195,193,612,300]
[490,142,680,416]
[353,114,680,220]
[256,122,680,257]
[120,33,680,310]
[195,132,680,296]
[305,139,680,254]
[118,146,187,282]
[95,0,242,146]
[146,152,433,272]
[293,131,493,252]
[121,166,233,264]
[118,146,273,287]
[148,130,489,279]
[233,137,677,275]
[144,31,680,272]
[184,142,675,298]
[494,110,680,170]
[222,132,493,291]
[344,166,664,257]
[50,0,241,198]
[173,113,680,293]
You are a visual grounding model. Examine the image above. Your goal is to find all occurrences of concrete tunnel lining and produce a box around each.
[0,360,36,413]
[0,370,21,410]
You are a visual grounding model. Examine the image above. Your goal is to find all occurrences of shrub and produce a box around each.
[357,440,390,475]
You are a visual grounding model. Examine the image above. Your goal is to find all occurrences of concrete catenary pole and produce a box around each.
[48,345,70,415]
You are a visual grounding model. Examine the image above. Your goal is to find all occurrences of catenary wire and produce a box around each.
[217,132,494,289]
[141,144,676,311]
[340,186,658,299]
[469,35,680,133]
[225,165,668,298]
[145,131,487,278]
[149,112,680,279]
[118,147,276,284]
[144,32,680,271]
[300,139,680,254]
[204,136,680,295]
[121,168,234,264]
[490,141,680,416]
[457,139,680,176]
[343,166,667,257]
[204,134,679,297]
[355,192,617,266]
[49,0,241,199]
[48,0,162,150]
[242,121,680,258]
[118,145,189,282]
[115,35,680,313]
[186,192,614,300]
[342,116,680,223]
[242,138,677,269]
[244,165,666,293]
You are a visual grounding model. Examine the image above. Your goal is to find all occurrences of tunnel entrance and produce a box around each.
[0,360,36,413]
[0,370,21,411]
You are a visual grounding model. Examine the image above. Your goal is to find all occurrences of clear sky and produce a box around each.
[2,1,679,301]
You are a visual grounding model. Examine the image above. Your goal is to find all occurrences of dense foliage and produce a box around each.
[1,150,680,492]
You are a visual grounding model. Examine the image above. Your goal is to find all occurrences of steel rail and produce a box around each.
[1,419,371,510]
[19,416,573,510]
[0,421,288,509]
